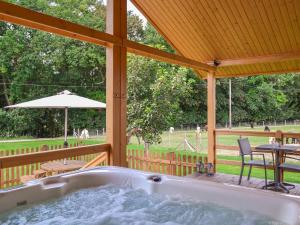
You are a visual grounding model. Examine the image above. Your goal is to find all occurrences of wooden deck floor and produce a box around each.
[187,173,300,196]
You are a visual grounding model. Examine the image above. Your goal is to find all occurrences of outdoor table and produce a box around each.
[41,160,85,175]
[255,144,300,193]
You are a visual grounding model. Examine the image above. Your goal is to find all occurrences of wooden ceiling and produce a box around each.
[132,0,300,78]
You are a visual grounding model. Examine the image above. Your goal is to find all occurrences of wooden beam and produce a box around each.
[125,40,215,72]
[106,0,127,167]
[81,152,108,169]
[0,1,121,47]
[215,129,276,137]
[207,52,300,67]
[0,1,214,73]
[207,72,216,171]
[283,132,300,139]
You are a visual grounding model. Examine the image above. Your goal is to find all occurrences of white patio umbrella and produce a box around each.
[5,90,106,146]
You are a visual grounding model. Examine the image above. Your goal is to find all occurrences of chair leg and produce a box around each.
[247,165,252,180]
[239,165,244,185]
[264,165,268,189]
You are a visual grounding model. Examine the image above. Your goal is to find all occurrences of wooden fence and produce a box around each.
[0,144,110,189]
[127,149,207,176]
[215,129,300,167]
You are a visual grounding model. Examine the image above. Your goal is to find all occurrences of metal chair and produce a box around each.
[237,138,271,188]
[279,152,300,190]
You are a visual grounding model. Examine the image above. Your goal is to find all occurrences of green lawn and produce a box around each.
[0,138,103,152]
[127,145,300,184]
[128,124,300,151]
[127,124,300,183]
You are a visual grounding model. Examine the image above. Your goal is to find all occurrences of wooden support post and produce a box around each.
[106,0,127,167]
[207,72,216,172]
[275,130,284,181]
[0,168,2,189]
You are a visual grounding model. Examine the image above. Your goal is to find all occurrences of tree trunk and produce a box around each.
[1,74,10,106]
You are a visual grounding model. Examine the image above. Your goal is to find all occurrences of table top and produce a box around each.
[255,144,300,152]
[41,160,86,172]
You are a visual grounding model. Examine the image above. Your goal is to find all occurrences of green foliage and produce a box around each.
[217,74,300,124]
[0,0,299,142]
[127,56,192,144]
[127,11,145,42]
[0,0,108,137]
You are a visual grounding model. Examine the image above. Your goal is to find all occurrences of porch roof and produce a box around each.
[132,0,300,78]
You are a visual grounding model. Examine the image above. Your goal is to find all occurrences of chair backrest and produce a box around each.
[238,138,252,156]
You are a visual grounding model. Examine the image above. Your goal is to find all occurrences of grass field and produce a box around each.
[129,125,300,183]
[128,124,300,151]
[0,125,299,184]
[0,138,103,151]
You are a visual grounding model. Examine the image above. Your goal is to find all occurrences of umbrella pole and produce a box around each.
[64,107,68,148]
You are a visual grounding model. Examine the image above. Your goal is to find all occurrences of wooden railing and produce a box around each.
[215,129,300,167]
[0,144,110,189]
[127,149,207,176]
[0,142,81,157]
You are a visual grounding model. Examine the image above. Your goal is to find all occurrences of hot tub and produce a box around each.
[0,166,299,225]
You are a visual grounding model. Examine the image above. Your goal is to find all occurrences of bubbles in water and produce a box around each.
[0,185,283,225]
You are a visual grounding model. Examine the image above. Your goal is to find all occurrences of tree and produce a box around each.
[127,55,192,145]
[0,0,147,137]
[0,0,108,137]
[127,11,144,42]
[0,0,299,140]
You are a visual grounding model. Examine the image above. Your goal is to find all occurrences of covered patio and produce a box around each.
[0,0,299,191]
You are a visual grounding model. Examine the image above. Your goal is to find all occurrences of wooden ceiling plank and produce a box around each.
[233,65,245,76]
[196,0,239,59]
[272,0,297,51]
[212,0,254,58]
[193,0,239,59]
[281,59,291,72]
[131,1,206,78]
[165,0,208,59]
[131,0,185,56]
[234,0,272,55]
[191,0,227,59]
[285,0,300,50]
[206,0,245,58]
[284,61,292,72]
[215,0,257,60]
[263,0,291,52]
[141,1,202,60]
[293,0,300,48]
[250,0,279,54]
[269,60,279,72]
[178,0,217,59]
[164,0,213,60]
[226,0,266,56]
[228,0,263,56]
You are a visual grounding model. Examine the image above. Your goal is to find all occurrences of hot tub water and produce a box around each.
[0,184,284,225]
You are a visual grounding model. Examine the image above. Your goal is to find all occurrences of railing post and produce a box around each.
[0,168,2,189]
[275,130,285,181]
[168,152,176,175]
[0,151,2,189]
